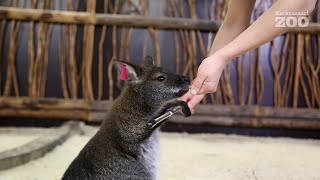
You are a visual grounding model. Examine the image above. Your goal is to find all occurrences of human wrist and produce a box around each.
[205,49,230,68]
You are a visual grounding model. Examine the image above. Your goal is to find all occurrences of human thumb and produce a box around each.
[190,75,206,95]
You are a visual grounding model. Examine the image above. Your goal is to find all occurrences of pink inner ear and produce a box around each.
[120,64,127,80]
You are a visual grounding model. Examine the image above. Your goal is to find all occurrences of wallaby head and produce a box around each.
[108,56,191,143]
[114,56,190,106]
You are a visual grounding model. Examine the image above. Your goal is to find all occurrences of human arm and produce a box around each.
[179,0,256,113]
[191,0,316,95]
[181,0,317,113]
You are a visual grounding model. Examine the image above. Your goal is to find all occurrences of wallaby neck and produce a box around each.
[101,86,157,145]
[114,86,155,115]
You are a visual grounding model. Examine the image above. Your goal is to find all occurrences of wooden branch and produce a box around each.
[0,97,319,129]
[98,25,107,100]
[0,7,221,32]
[59,27,70,99]
[0,7,320,34]
[293,34,303,107]
[222,64,234,104]
[166,0,180,74]
[0,109,90,121]
[1,7,319,33]
[67,0,79,100]
[304,34,320,107]
[81,0,95,101]
[0,19,6,96]
[140,1,161,66]
[237,55,245,105]
[3,19,20,96]
[40,23,53,97]
[108,0,120,102]
[169,115,320,130]
[194,104,320,120]
[290,23,320,34]
[278,35,290,107]
[271,40,281,107]
[0,97,110,111]
[283,34,295,106]
[0,97,319,119]
[27,19,35,96]
[247,51,255,105]
[255,48,264,105]
[125,28,132,62]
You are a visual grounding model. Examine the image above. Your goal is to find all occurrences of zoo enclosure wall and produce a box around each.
[0,0,319,130]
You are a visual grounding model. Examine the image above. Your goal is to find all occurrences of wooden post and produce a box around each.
[293,34,304,107]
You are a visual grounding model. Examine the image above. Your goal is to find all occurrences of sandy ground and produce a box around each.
[1,125,320,180]
[0,127,44,152]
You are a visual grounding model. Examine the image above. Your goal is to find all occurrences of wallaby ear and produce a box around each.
[143,56,155,66]
[113,60,139,81]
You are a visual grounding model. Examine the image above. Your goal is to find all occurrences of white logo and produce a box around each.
[275,11,309,28]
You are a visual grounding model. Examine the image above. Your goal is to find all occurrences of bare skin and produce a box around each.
[180,0,317,113]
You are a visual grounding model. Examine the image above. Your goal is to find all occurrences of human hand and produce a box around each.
[178,53,228,113]
[190,53,227,95]
[178,92,204,114]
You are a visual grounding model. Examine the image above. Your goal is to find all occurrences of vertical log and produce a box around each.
[277,35,290,106]
[188,0,198,77]
[35,0,54,97]
[166,0,180,74]
[67,0,79,99]
[247,50,255,105]
[304,34,320,107]
[119,15,129,61]
[82,0,96,101]
[108,0,120,101]
[299,35,313,107]
[3,0,20,97]
[59,27,70,99]
[98,0,108,100]
[11,21,21,97]
[40,23,53,97]
[293,34,303,107]
[142,30,149,59]
[223,64,235,104]
[206,0,216,104]
[124,28,132,62]
[255,47,264,105]
[283,34,295,106]
[270,39,285,107]
[28,0,37,97]
[31,1,46,98]
[141,0,161,66]
[148,27,161,66]
[0,20,6,95]
[173,0,188,75]
[237,55,245,105]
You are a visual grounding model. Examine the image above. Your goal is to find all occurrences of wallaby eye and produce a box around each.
[157,76,166,81]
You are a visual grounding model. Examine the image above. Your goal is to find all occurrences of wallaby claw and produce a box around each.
[177,101,191,117]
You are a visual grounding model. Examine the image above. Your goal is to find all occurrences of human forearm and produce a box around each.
[209,21,249,55]
[213,0,316,63]
[209,0,255,55]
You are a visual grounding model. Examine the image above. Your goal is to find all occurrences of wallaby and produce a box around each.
[62,56,191,180]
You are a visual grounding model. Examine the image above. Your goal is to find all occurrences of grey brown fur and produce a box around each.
[62,57,191,180]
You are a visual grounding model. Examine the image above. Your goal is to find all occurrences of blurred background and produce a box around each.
[0,0,319,179]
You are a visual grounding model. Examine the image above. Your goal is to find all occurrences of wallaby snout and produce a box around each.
[177,76,190,85]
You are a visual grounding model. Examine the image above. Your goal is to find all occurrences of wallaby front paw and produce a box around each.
[178,101,191,117]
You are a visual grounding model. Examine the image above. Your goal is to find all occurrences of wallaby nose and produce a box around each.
[178,76,190,84]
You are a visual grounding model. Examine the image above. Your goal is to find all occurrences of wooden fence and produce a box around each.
[0,0,319,130]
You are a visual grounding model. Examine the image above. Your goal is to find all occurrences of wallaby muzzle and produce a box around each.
[177,76,190,84]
